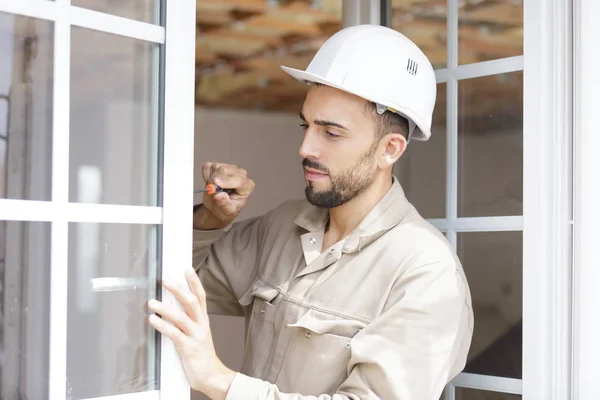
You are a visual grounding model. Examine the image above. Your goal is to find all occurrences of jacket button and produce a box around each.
[305,332,311,339]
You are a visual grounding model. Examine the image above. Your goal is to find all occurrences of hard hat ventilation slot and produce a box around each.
[407,59,418,75]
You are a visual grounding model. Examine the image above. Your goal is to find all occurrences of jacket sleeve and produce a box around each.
[223,260,472,400]
[193,213,266,317]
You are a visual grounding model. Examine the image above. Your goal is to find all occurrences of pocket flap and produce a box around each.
[239,279,280,306]
[288,309,366,337]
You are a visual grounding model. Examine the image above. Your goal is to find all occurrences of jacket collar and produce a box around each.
[292,175,411,252]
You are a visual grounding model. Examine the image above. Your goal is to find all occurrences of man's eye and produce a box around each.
[326,131,340,138]
[299,123,308,130]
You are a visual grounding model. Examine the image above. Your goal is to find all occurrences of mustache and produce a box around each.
[302,158,329,174]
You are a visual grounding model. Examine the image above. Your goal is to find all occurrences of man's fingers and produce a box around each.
[148,298,195,334]
[213,175,255,197]
[202,161,231,183]
[210,162,221,177]
[202,161,214,183]
[186,267,206,307]
[236,177,255,197]
[210,163,238,181]
[162,280,203,322]
[211,192,237,215]
[201,162,254,197]
[148,314,187,345]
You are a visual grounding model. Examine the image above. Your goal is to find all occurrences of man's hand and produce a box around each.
[147,267,236,399]
[194,162,255,230]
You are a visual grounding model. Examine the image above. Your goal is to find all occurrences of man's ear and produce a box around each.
[378,133,407,169]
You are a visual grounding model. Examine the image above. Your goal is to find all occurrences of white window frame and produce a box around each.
[349,0,574,399]
[522,0,572,398]
[0,0,195,399]
[572,0,600,399]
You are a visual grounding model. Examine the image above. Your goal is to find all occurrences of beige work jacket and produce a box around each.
[193,177,473,399]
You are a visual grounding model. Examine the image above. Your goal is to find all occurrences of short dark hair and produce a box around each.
[365,102,409,140]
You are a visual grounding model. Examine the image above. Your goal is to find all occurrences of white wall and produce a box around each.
[193,107,306,221]
[193,106,305,399]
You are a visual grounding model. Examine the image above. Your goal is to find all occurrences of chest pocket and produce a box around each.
[239,279,280,379]
[276,308,366,396]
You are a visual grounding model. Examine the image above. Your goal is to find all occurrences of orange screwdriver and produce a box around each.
[194,183,234,195]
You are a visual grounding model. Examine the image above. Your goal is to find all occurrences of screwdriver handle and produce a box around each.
[205,184,234,195]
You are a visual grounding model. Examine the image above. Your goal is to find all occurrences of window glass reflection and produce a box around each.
[0,13,53,201]
[390,0,447,69]
[459,231,523,379]
[0,220,51,399]
[70,27,160,206]
[66,222,161,399]
[459,0,523,64]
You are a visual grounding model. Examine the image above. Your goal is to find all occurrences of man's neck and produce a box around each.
[323,173,393,250]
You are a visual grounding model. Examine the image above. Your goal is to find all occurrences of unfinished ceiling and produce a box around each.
[195,0,524,117]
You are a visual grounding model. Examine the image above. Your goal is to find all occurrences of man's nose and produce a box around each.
[299,130,320,159]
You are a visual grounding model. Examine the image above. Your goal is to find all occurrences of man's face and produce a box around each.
[299,84,380,208]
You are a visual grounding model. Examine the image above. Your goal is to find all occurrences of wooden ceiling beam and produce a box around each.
[196,0,267,14]
[196,10,236,26]
[239,14,323,37]
[196,49,220,64]
[458,38,522,61]
[202,30,282,47]
[267,2,340,25]
[197,83,308,113]
[239,55,313,79]
[192,0,523,116]
[459,1,523,27]
[196,32,272,58]
[392,0,446,7]
[197,71,267,103]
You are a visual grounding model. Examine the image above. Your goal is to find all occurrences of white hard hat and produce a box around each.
[281,24,436,141]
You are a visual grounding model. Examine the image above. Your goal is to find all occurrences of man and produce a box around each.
[147,24,473,399]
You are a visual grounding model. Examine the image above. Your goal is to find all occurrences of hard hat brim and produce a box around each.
[280,65,431,141]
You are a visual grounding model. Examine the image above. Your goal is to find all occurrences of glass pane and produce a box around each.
[458,72,523,217]
[71,0,160,25]
[456,387,521,400]
[459,231,522,379]
[0,13,53,201]
[391,0,447,69]
[0,221,51,399]
[70,27,161,206]
[396,82,446,218]
[459,0,523,65]
[67,223,160,399]
[196,1,342,113]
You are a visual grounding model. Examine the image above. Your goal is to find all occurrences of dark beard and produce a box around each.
[303,141,378,208]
